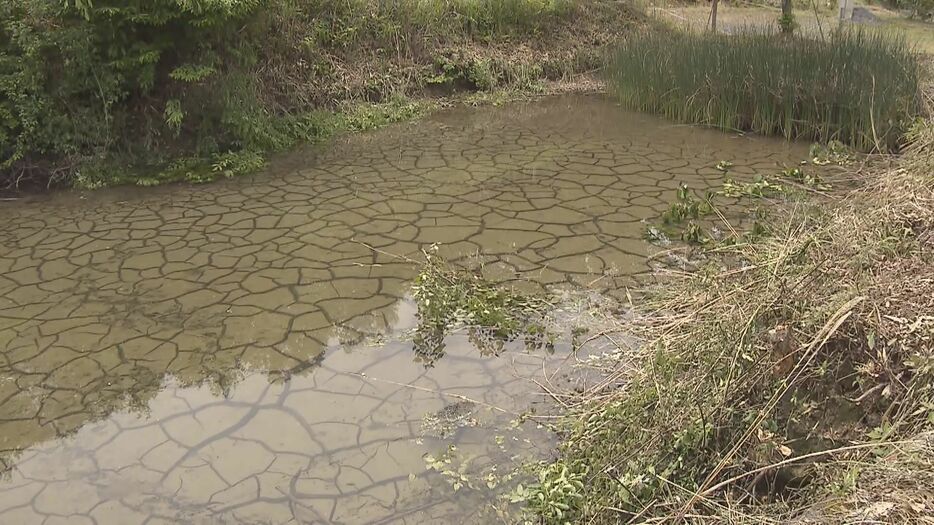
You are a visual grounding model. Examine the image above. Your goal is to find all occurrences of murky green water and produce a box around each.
[0,95,810,524]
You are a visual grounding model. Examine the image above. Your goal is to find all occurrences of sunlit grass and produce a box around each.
[301,0,576,41]
[880,16,934,54]
[416,0,575,34]
[608,28,923,151]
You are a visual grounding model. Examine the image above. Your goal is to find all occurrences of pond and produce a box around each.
[0,95,811,524]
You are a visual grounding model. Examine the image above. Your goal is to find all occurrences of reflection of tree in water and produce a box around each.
[0,341,333,478]
[414,323,555,367]
[0,353,256,477]
[267,350,326,384]
[0,258,419,479]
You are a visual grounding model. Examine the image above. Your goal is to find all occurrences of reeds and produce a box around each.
[608,28,923,152]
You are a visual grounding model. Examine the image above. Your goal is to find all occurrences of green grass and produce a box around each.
[298,0,575,44]
[72,98,433,189]
[607,28,923,152]
[416,0,574,35]
[880,16,934,54]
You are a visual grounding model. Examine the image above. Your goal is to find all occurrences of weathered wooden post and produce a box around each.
[710,0,719,32]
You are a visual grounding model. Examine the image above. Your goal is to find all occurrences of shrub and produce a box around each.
[607,29,923,152]
[0,0,274,186]
[884,0,934,19]
[1,0,586,188]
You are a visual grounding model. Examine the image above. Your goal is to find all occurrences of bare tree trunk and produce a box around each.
[710,0,719,32]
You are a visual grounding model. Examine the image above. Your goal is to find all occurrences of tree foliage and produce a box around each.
[0,0,595,187]
[886,0,934,19]
[0,0,266,179]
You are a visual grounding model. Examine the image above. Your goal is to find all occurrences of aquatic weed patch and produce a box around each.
[650,155,836,248]
[411,249,554,366]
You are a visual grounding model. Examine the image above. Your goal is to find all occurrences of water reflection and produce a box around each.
[0,94,811,522]
[0,339,555,523]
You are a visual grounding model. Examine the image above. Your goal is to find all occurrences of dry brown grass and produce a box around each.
[255,0,642,109]
[544,116,934,523]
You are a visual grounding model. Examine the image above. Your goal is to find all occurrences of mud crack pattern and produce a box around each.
[0,95,810,523]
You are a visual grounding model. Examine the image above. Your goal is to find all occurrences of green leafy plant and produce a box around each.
[681,220,709,244]
[777,12,797,33]
[164,99,186,135]
[782,166,830,189]
[719,175,785,198]
[0,0,266,187]
[424,445,476,492]
[662,183,712,224]
[411,247,554,365]
[809,140,853,166]
[512,461,585,524]
[169,63,217,83]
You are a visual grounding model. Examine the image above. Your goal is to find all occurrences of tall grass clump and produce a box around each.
[608,29,923,151]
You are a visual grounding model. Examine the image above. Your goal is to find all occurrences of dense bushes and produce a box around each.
[0,0,604,189]
[608,29,923,152]
[884,0,934,19]
[294,0,574,42]
[0,0,275,186]
[260,0,589,107]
